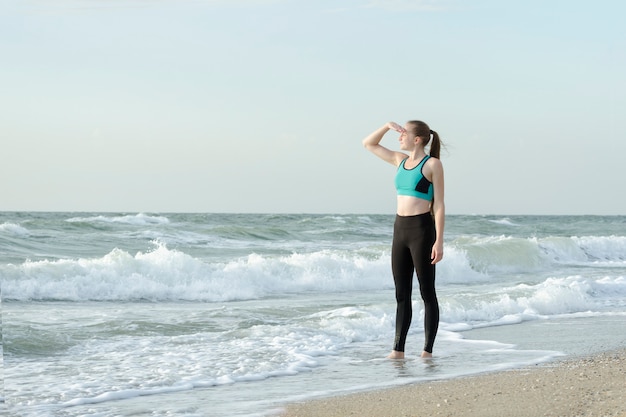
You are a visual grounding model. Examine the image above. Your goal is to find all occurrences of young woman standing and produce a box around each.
[363,120,445,359]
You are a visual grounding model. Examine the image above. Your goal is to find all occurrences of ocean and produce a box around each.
[1,212,625,416]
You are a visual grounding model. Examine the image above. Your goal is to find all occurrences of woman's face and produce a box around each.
[399,124,417,150]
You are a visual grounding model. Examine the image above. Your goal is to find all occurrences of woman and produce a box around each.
[362,120,445,359]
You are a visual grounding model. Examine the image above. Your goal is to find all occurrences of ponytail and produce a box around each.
[429,130,441,159]
[427,129,442,217]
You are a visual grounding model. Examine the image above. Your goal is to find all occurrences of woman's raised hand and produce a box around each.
[386,122,406,133]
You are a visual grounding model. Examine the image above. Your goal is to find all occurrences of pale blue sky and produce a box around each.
[2,0,624,214]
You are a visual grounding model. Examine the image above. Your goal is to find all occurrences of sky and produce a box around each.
[1,0,625,215]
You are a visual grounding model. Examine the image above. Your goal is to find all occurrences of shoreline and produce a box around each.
[279,348,626,417]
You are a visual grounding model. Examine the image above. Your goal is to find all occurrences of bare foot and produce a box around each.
[387,350,405,359]
[420,351,433,359]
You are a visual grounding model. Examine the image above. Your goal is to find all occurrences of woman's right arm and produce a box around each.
[362,122,406,166]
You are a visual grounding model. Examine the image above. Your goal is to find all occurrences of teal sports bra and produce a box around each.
[395,155,433,201]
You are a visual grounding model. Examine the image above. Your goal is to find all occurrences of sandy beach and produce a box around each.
[281,349,626,417]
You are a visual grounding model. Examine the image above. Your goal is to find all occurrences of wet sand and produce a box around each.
[281,349,626,417]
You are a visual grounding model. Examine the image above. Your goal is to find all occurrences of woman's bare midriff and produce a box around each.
[396,195,431,216]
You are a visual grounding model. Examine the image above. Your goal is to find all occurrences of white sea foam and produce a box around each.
[2,242,391,301]
[3,237,625,306]
[5,299,572,415]
[10,301,367,412]
[573,235,626,263]
[3,251,625,338]
[441,274,626,329]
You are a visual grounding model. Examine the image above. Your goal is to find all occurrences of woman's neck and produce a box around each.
[409,148,427,161]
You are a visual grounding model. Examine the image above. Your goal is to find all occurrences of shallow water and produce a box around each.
[2,213,625,416]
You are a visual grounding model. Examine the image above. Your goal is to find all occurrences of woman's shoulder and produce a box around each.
[425,155,443,171]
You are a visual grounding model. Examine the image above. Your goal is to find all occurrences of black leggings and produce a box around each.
[391,213,439,353]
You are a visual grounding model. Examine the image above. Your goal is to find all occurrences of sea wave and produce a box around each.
[1,242,391,301]
[488,217,520,227]
[66,213,170,225]
[453,235,626,274]
[442,275,626,327]
[3,239,625,307]
[0,222,30,237]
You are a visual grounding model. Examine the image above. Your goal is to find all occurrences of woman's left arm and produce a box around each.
[429,158,445,264]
